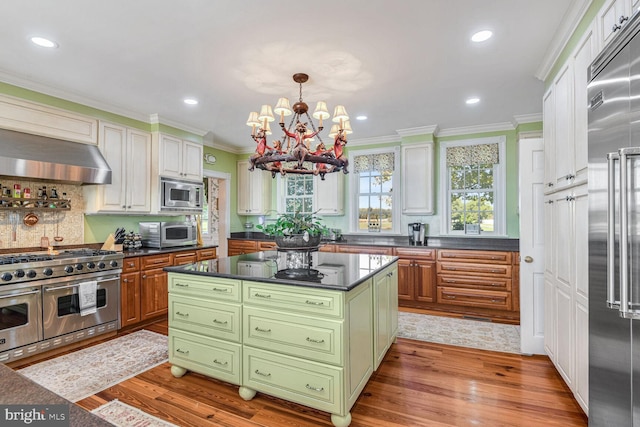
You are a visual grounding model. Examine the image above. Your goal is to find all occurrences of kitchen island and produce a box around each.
[164,251,398,427]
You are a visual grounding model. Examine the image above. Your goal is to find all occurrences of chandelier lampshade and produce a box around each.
[246,73,351,179]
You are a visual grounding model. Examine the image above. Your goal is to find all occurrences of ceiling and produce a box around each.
[0,0,582,152]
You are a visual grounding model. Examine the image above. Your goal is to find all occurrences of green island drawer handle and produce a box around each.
[176,348,190,355]
[254,369,271,377]
[212,319,228,325]
[176,311,189,318]
[306,337,325,344]
[254,326,272,333]
[305,384,324,392]
[305,300,324,306]
[254,293,272,298]
[213,359,228,366]
[175,283,189,287]
[212,287,229,292]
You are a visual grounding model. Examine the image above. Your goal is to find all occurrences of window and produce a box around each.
[440,136,506,236]
[349,147,400,234]
[281,174,314,214]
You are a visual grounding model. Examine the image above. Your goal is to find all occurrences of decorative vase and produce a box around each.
[274,234,322,249]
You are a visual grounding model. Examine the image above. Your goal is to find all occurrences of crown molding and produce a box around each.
[435,121,515,138]
[512,113,543,125]
[347,134,401,146]
[518,130,543,139]
[535,0,594,81]
[396,125,439,137]
[149,114,207,136]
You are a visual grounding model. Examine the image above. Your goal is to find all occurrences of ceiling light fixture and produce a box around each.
[246,73,350,179]
[471,30,493,43]
[466,97,481,105]
[183,98,198,105]
[30,36,58,48]
[356,115,368,121]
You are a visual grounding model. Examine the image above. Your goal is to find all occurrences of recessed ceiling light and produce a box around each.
[356,115,367,121]
[183,98,198,105]
[466,97,480,105]
[30,36,58,48]
[471,30,493,43]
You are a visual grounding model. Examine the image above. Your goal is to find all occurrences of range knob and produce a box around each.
[64,265,74,274]
[14,269,25,278]
[75,263,84,271]
[110,260,119,268]
[43,268,53,276]
[87,262,96,269]
[27,270,37,278]
[1,272,13,281]
[98,262,106,269]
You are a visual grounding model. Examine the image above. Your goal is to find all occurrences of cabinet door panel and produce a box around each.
[414,260,436,303]
[120,271,141,327]
[396,259,413,301]
[141,268,168,319]
[98,122,127,210]
[126,129,151,212]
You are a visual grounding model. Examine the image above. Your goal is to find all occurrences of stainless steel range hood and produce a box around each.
[0,128,112,184]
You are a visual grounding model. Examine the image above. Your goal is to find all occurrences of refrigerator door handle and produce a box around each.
[618,147,640,318]
[607,152,620,308]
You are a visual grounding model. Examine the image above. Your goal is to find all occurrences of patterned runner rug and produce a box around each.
[18,330,168,402]
[92,400,177,427]
[397,312,521,354]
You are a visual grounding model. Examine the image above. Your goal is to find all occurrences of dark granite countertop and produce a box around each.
[230,232,519,252]
[165,250,398,292]
[123,244,218,258]
[0,364,112,427]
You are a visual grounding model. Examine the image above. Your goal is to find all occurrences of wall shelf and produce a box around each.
[0,198,71,210]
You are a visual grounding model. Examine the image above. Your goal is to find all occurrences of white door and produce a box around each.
[519,137,546,354]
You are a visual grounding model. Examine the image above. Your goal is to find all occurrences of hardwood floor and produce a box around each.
[14,318,587,427]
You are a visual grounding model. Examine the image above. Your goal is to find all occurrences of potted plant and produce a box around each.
[257,211,328,249]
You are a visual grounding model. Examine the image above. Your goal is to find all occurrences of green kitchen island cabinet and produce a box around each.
[165,251,398,427]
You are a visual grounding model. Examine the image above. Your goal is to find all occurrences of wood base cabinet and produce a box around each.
[394,248,436,306]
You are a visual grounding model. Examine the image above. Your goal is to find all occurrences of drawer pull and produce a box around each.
[254,326,272,333]
[128,262,135,268]
[254,293,272,299]
[213,359,228,366]
[175,283,189,288]
[212,287,229,293]
[491,283,500,287]
[305,300,324,306]
[306,337,325,344]
[445,295,456,299]
[305,384,324,392]
[491,269,501,273]
[176,348,189,355]
[446,280,456,283]
[212,319,228,325]
[175,311,189,318]
[254,369,271,377]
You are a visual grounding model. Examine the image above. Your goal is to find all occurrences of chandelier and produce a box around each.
[246,73,351,179]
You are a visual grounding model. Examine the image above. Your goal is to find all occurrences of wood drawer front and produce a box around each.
[258,241,278,251]
[169,273,241,302]
[169,294,241,342]
[243,281,343,318]
[393,247,436,260]
[141,253,173,270]
[437,287,512,310]
[122,257,140,273]
[437,262,512,278]
[169,328,241,385]
[197,248,217,261]
[335,245,393,255]
[172,251,197,265]
[228,240,258,255]
[244,307,342,365]
[243,347,342,414]
[437,275,512,291]
[437,249,512,264]
[319,244,336,252]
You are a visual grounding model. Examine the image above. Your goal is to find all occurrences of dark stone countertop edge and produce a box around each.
[165,256,399,292]
[0,364,113,427]
[122,244,218,258]
[230,232,519,252]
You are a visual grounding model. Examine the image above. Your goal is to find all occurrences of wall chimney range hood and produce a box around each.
[0,128,112,185]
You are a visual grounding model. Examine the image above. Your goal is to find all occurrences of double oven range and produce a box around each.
[0,249,123,363]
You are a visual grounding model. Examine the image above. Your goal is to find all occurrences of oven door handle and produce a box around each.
[43,278,116,292]
[0,289,40,299]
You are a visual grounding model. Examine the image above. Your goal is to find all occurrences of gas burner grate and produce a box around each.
[0,254,54,265]
[58,249,118,257]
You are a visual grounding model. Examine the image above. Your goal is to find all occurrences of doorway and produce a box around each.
[203,170,230,258]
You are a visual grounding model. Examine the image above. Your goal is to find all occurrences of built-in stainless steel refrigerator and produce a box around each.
[588,12,640,426]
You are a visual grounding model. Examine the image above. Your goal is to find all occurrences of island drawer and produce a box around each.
[168,273,241,302]
[243,306,343,365]
[243,281,343,318]
[243,346,342,414]
[169,294,241,342]
[437,287,512,310]
[169,328,241,385]
[437,249,512,264]
[437,275,512,291]
[437,262,512,278]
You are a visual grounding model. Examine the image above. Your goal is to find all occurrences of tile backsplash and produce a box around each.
[0,180,85,250]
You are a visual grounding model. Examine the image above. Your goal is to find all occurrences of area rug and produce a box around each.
[18,330,168,402]
[397,312,521,354]
[92,400,177,427]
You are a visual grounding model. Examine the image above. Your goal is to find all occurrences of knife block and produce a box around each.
[101,233,123,252]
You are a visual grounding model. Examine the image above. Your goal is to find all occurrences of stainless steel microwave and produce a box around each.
[160,177,203,213]
[139,221,197,248]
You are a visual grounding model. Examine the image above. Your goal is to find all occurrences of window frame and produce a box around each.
[439,136,506,236]
[348,146,401,235]
[277,173,315,215]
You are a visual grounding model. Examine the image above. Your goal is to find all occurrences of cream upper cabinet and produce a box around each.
[598,0,633,47]
[543,88,556,191]
[84,122,151,213]
[553,64,574,190]
[314,172,344,215]
[237,160,272,215]
[159,134,203,182]
[401,143,434,215]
